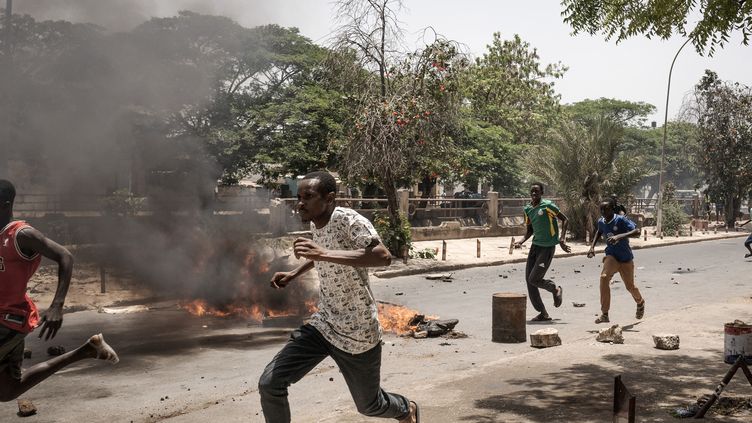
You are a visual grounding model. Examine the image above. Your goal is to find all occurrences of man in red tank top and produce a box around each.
[0,180,119,402]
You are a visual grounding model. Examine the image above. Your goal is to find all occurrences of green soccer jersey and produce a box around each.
[524,199,561,247]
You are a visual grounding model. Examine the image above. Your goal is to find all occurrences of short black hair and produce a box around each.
[530,182,544,193]
[302,171,337,197]
[0,179,16,204]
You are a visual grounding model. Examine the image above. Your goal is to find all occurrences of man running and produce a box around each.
[514,182,570,322]
[737,218,752,258]
[259,171,419,423]
[0,180,118,402]
[587,201,645,323]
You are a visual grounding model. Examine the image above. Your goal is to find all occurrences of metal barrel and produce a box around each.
[492,292,527,343]
[724,321,752,364]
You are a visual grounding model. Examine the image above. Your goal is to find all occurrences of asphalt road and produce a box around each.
[1,237,750,422]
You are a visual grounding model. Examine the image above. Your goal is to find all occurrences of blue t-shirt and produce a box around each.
[597,215,636,262]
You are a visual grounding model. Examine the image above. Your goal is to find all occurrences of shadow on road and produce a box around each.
[459,350,746,422]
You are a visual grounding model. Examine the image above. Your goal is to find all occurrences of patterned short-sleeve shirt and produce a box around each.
[309,207,383,354]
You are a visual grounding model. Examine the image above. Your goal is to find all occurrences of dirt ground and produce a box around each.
[30,262,155,312]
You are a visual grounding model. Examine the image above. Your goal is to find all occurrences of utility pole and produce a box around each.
[655,36,692,236]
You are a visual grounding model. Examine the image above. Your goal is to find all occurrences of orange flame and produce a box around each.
[180,299,317,321]
[378,303,437,335]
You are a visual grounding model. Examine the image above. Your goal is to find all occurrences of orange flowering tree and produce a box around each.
[327,0,467,254]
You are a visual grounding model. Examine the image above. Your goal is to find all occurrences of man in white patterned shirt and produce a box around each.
[258,171,419,423]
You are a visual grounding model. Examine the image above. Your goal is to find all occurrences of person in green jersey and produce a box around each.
[513,182,571,321]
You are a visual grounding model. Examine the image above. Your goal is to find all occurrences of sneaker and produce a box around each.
[553,286,563,308]
[636,300,645,320]
[531,313,552,322]
[595,314,610,324]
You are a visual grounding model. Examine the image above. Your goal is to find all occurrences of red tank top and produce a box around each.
[0,221,42,333]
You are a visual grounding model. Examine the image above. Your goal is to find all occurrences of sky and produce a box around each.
[12,0,752,124]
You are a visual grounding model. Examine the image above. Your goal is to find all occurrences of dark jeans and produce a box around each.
[525,244,558,314]
[258,324,410,423]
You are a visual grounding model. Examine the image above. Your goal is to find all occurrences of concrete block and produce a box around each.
[530,328,562,348]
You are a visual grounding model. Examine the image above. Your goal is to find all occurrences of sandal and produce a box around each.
[595,314,610,324]
[636,300,645,320]
[531,313,552,322]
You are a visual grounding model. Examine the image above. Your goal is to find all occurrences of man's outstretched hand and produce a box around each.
[38,304,63,340]
[270,272,295,289]
[559,240,572,253]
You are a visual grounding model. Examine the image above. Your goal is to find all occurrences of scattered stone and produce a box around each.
[673,281,679,285]
[47,345,65,356]
[572,302,586,307]
[395,292,404,296]
[23,348,31,359]
[574,270,581,273]
[529,328,562,348]
[653,334,680,350]
[596,325,624,344]
[329,377,334,382]
[17,400,36,417]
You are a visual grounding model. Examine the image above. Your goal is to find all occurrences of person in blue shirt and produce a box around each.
[737,218,752,258]
[587,201,645,324]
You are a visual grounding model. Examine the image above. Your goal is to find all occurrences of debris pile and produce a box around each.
[406,315,461,339]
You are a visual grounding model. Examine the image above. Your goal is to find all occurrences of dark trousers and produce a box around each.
[525,244,557,314]
[258,324,410,423]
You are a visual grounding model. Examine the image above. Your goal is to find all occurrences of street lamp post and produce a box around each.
[656,36,693,236]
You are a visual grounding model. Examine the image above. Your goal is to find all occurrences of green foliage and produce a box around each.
[373,212,412,258]
[562,0,752,56]
[565,98,656,127]
[463,33,567,144]
[660,183,687,236]
[690,70,752,227]
[525,117,651,239]
[410,247,437,260]
[454,118,524,195]
[99,189,145,216]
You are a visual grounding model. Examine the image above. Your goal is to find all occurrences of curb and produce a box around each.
[373,232,748,279]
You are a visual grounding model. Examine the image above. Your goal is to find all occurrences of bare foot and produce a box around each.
[88,334,120,364]
[398,401,418,423]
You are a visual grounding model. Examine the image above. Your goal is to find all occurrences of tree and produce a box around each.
[525,117,651,239]
[689,70,752,227]
[463,33,567,145]
[453,118,523,196]
[328,0,467,254]
[562,0,752,56]
[565,98,655,128]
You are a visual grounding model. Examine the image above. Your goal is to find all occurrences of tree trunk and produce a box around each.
[725,193,740,229]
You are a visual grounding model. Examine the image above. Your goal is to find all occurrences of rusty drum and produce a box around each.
[492,292,527,343]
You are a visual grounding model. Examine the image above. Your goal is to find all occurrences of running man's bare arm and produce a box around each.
[16,228,74,340]
[587,229,602,258]
[270,260,315,289]
[292,237,391,267]
[556,211,572,253]
[514,224,534,248]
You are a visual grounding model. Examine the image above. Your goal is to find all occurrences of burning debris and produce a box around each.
[177,243,318,323]
[377,302,463,339]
